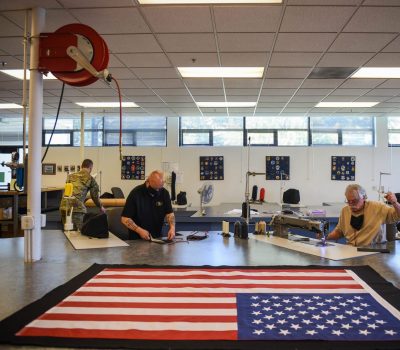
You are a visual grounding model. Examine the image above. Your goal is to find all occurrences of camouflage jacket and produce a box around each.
[59,169,101,213]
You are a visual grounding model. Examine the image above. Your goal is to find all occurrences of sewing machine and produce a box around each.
[269,213,329,240]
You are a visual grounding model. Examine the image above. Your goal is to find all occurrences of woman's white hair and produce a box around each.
[345,184,367,200]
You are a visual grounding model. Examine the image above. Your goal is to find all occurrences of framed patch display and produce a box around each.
[266,156,290,180]
[121,156,145,180]
[200,156,224,180]
[331,156,355,181]
[42,163,56,175]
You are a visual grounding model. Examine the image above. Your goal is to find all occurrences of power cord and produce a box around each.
[42,82,65,163]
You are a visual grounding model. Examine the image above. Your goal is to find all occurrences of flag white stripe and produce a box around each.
[27,320,237,331]
[79,286,366,293]
[346,269,400,320]
[67,296,236,303]
[89,278,359,285]
[48,307,237,316]
[99,270,349,277]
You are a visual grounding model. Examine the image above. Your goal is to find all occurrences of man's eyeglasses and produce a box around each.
[345,198,361,205]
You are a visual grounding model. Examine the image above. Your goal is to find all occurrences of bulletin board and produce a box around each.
[331,156,356,181]
[265,156,290,180]
[200,156,224,180]
[121,156,145,180]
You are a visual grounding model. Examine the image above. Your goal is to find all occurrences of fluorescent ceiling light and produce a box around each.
[178,67,264,78]
[351,67,400,79]
[75,102,139,108]
[139,0,281,4]
[196,101,257,108]
[0,69,56,80]
[0,103,23,109]
[315,102,379,108]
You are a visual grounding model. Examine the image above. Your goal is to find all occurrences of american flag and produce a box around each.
[17,267,400,341]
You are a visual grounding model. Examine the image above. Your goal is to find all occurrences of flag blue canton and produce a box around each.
[236,293,400,341]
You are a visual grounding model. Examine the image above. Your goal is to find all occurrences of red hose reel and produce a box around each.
[38,23,109,86]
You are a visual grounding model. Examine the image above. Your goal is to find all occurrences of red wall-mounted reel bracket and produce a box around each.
[38,23,109,87]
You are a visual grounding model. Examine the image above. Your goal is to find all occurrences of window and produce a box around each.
[388,116,400,146]
[180,116,375,147]
[42,116,167,147]
[246,117,308,146]
[104,116,166,146]
[180,117,243,146]
[310,116,374,146]
[0,118,27,146]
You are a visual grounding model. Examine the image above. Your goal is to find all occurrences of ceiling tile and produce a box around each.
[158,34,216,53]
[329,33,396,52]
[281,6,354,32]
[218,33,274,53]
[302,79,344,89]
[132,68,179,79]
[270,52,321,67]
[141,6,212,33]
[365,53,400,66]
[220,53,268,66]
[266,67,311,79]
[102,34,162,53]
[263,79,303,88]
[168,53,219,67]
[142,79,185,89]
[344,7,400,32]
[213,5,281,32]
[317,53,374,67]
[275,33,336,52]
[69,7,150,34]
[116,53,171,67]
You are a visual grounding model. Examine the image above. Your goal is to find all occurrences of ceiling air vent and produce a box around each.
[308,67,358,79]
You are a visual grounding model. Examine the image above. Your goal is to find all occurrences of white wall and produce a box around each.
[41,116,400,206]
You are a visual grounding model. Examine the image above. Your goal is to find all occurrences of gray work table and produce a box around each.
[175,203,342,234]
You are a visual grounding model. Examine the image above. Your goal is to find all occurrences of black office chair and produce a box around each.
[107,207,129,240]
[111,187,125,199]
[282,188,301,204]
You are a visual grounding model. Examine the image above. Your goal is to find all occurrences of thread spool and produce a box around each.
[222,220,230,237]
[241,202,247,218]
[259,188,265,202]
[251,185,258,202]
[254,221,259,235]
[240,222,248,239]
[234,221,241,238]
[258,221,266,235]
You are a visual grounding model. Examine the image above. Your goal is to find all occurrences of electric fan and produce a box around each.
[197,184,214,216]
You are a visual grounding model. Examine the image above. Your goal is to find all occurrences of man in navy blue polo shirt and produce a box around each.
[121,170,175,240]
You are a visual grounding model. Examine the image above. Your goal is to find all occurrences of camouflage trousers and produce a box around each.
[60,210,85,231]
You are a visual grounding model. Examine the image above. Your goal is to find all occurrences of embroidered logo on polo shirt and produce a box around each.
[156,201,163,207]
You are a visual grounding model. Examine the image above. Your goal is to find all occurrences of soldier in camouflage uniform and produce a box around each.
[60,159,105,231]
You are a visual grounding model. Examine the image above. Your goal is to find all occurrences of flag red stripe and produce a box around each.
[18,327,237,340]
[103,268,347,273]
[85,282,363,289]
[73,291,236,297]
[40,313,237,322]
[59,301,236,309]
[94,274,353,281]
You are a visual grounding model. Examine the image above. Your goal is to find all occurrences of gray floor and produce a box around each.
[0,230,400,350]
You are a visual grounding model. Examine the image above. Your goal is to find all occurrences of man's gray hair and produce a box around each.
[345,184,367,199]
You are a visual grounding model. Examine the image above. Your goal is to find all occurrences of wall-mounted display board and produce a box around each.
[331,156,356,181]
[121,156,145,180]
[265,156,290,180]
[200,156,224,180]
